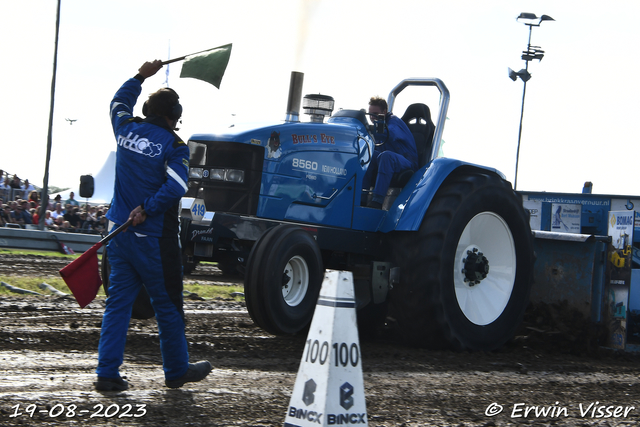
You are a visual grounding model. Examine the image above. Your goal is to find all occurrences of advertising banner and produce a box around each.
[551,203,581,234]
[606,211,634,349]
[523,200,542,231]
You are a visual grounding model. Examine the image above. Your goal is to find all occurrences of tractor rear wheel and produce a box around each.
[244,225,324,335]
[390,173,534,351]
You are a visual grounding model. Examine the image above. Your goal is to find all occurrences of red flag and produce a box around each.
[59,218,133,308]
[59,242,103,308]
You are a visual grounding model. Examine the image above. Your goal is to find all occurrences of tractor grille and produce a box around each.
[186,140,264,215]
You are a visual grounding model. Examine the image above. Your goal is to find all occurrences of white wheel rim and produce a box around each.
[453,212,516,325]
[281,255,309,307]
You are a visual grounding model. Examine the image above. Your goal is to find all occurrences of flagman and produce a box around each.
[95,60,212,391]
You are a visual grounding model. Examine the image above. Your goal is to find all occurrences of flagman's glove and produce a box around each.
[137,60,163,80]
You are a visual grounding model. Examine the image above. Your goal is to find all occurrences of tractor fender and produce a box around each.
[381,158,506,232]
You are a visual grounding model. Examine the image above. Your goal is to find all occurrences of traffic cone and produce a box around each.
[284,270,368,427]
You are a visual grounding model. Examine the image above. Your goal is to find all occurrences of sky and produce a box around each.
[1,0,639,197]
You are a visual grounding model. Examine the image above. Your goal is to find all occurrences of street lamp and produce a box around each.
[509,12,554,190]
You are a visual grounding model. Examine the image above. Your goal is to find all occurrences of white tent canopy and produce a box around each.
[53,151,115,205]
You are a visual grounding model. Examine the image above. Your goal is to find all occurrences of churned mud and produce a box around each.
[0,254,639,426]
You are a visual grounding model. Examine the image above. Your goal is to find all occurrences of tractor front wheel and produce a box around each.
[244,225,324,335]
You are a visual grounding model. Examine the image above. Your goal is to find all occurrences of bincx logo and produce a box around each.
[117,132,162,158]
[287,406,323,424]
[340,382,354,410]
[302,379,317,406]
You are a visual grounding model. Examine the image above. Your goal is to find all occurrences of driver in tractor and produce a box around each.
[362,96,418,209]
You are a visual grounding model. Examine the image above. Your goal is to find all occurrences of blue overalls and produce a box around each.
[363,114,418,204]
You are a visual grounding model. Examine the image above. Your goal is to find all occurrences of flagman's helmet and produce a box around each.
[143,88,183,121]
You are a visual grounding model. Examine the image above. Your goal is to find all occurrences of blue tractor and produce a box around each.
[122,73,535,351]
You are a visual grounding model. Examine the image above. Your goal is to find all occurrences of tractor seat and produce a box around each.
[387,103,436,189]
[400,103,436,168]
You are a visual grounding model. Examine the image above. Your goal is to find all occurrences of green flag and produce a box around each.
[179,43,232,89]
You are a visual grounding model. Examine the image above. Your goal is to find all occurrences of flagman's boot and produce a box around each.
[165,361,212,389]
[94,376,129,391]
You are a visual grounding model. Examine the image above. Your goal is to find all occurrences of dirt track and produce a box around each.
[1,254,640,426]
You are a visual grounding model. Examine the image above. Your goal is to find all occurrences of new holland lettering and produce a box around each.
[288,406,323,424]
[327,413,367,424]
[321,165,347,176]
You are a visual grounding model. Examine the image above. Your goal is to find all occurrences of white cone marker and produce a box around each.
[284,270,368,427]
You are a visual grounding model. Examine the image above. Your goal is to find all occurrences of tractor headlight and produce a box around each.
[225,169,245,183]
[189,167,204,179]
[208,168,244,183]
[210,168,226,181]
[192,167,245,183]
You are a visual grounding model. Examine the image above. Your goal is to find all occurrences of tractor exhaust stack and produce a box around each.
[285,71,304,122]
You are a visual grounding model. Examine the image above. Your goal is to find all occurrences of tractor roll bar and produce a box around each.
[387,78,450,162]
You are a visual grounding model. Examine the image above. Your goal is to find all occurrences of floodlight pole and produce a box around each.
[511,14,553,190]
[39,0,61,230]
[513,24,533,191]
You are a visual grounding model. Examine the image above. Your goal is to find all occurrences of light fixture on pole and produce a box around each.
[509,12,554,190]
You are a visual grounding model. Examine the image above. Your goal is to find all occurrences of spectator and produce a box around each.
[0,204,10,227]
[53,215,65,229]
[78,211,90,232]
[11,200,32,228]
[9,175,21,190]
[27,190,40,208]
[0,181,7,203]
[65,191,80,207]
[30,208,39,225]
[44,210,57,230]
[0,170,4,187]
[93,214,108,234]
[6,204,17,226]
[49,194,62,211]
[87,205,98,221]
[63,206,82,230]
[58,218,72,231]
[22,179,35,199]
[51,203,64,220]
[82,209,96,231]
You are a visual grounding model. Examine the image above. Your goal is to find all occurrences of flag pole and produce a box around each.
[161,44,230,65]
[98,218,133,245]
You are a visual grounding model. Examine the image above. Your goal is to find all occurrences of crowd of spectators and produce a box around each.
[0,169,109,235]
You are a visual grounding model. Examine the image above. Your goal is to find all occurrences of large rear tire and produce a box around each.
[244,225,324,335]
[389,173,534,351]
